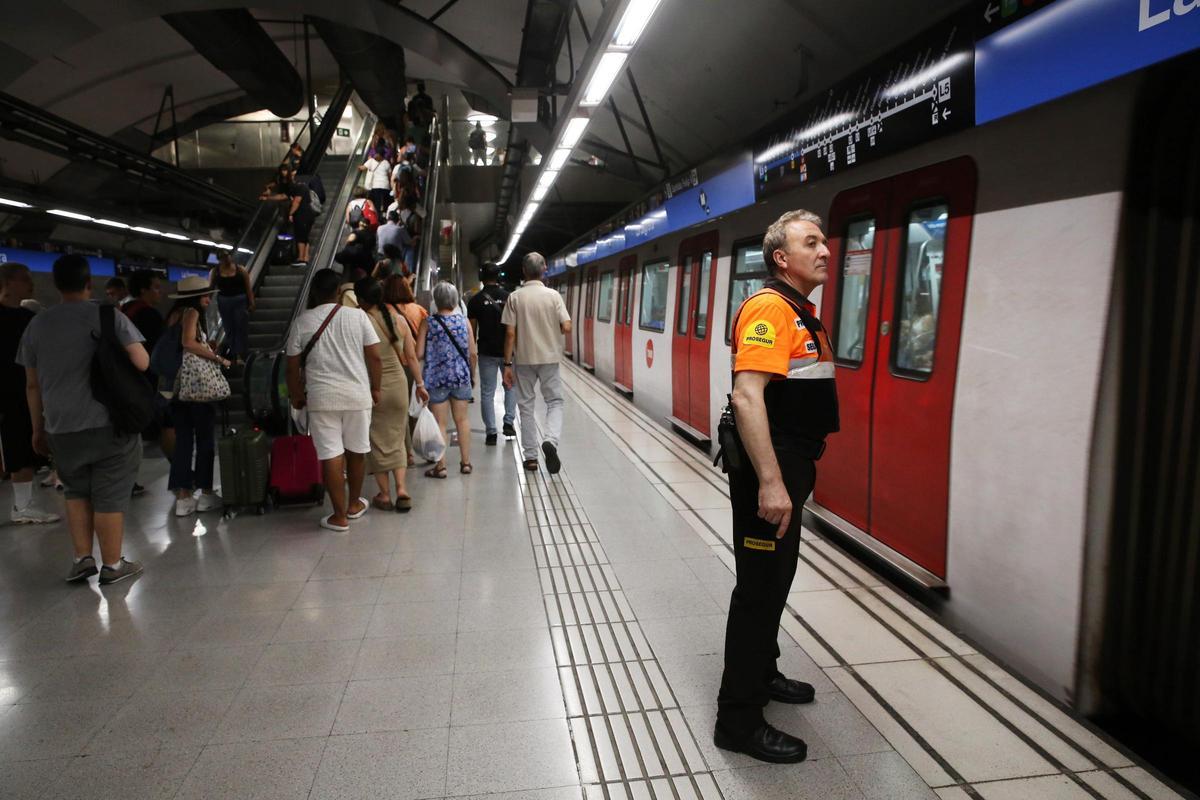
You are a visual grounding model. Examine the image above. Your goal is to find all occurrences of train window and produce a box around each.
[676,255,693,334]
[726,239,767,344]
[624,271,636,325]
[639,259,669,332]
[892,202,949,377]
[693,251,713,338]
[597,270,615,322]
[585,271,596,319]
[834,216,876,365]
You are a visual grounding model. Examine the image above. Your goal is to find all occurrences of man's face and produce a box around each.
[106,285,127,303]
[144,279,162,306]
[775,221,830,288]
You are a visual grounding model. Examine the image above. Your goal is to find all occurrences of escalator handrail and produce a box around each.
[416,98,448,294]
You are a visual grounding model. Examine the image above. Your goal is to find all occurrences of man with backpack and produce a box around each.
[17,255,148,585]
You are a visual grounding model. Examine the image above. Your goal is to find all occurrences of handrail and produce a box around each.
[416,97,448,295]
[269,114,378,349]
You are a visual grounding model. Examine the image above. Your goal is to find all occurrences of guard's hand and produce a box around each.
[32,430,50,457]
[502,366,515,389]
[757,478,792,539]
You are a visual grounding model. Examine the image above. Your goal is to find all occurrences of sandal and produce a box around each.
[424,465,448,479]
[523,459,539,472]
[460,463,473,475]
[372,495,393,511]
[394,495,413,512]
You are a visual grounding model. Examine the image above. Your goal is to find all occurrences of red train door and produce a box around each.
[614,256,636,392]
[564,274,576,357]
[582,266,597,369]
[816,157,976,580]
[670,231,719,438]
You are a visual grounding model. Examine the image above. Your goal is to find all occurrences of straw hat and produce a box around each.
[168,276,218,299]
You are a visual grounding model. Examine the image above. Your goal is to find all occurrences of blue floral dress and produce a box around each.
[424,312,472,390]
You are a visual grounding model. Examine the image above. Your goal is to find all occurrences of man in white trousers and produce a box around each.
[502,252,572,474]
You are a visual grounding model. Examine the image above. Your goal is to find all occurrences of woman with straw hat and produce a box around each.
[165,276,229,517]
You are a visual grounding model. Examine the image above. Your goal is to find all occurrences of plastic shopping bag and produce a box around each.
[412,405,446,464]
[409,383,424,419]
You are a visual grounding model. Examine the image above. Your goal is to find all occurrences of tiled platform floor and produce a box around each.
[0,360,1187,800]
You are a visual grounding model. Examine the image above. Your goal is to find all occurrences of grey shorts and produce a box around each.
[49,426,141,513]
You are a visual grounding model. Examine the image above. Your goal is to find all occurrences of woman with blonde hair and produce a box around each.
[355,276,428,510]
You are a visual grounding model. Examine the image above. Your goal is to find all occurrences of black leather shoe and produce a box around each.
[713,723,807,764]
[502,423,517,438]
[769,675,815,704]
[485,433,498,446]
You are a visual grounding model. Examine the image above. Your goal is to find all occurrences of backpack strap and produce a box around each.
[300,305,340,368]
[431,313,471,373]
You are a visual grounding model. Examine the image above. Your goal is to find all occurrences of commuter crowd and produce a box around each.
[0,248,571,584]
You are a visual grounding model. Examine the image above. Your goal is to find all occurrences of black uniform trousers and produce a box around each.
[716,447,816,737]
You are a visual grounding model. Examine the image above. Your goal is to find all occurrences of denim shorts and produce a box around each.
[427,384,472,404]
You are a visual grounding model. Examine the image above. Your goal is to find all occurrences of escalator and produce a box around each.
[239,102,448,433]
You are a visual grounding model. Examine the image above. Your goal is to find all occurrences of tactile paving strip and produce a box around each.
[516,447,724,800]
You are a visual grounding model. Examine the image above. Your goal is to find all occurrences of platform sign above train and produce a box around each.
[752,10,976,200]
[974,0,1200,124]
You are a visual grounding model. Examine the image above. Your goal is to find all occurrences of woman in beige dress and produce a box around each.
[355,277,428,511]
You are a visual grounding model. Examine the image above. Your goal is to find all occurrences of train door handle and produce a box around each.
[880,321,891,336]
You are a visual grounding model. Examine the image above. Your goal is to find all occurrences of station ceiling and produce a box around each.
[0,0,957,257]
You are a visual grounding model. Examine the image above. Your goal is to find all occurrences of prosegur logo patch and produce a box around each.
[743,537,776,552]
[742,319,776,348]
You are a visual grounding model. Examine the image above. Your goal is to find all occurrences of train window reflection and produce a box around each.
[639,260,669,332]
[835,217,876,365]
[625,271,636,325]
[597,270,615,322]
[694,252,713,339]
[893,203,948,376]
[676,256,693,335]
[726,240,767,343]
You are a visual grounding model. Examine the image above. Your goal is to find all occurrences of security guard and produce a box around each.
[714,209,838,764]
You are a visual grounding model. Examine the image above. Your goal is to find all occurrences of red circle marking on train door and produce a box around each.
[645,340,654,368]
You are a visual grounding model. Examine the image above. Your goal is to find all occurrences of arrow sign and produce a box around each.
[943,108,951,120]
[984,2,999,23]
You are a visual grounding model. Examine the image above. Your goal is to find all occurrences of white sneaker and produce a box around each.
[174,497,197,517]
[196,493,223,512]
[11,505,61,524]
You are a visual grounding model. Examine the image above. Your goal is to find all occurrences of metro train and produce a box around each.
[542,49,1200,763]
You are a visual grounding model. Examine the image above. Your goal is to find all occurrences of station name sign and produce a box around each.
[751,10,975,200]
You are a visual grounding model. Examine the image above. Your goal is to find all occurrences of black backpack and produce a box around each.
[91,304,157,436]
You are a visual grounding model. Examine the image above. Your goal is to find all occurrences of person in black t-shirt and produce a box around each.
[122,271,165,353]
[467,262,516,445]
[0,263,59,524]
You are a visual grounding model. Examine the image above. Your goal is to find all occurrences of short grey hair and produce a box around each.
[432,281,460,311]
[522,252,546,280]
[762,209,823,275]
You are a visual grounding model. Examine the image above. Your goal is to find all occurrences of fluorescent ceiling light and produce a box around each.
[467,112,498,124]
[94,219,130,229]
[131,226,161,235]
[559,117,589,150]
[48,209,92,221]
[161,232,189,240]
[548,148,572,171]
[236,247,253,254]
[0,197,32,209]
[612,0,664,49]
[581,51,627,106]
[193,239,217,247]
[536,170,559,191]
[522,202,541,222]
[515,220,529,235]
[531,184,550,203]
[216,243,234,250]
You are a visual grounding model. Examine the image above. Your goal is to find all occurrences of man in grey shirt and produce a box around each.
[18,255,149,585]
[502,252,572,474]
